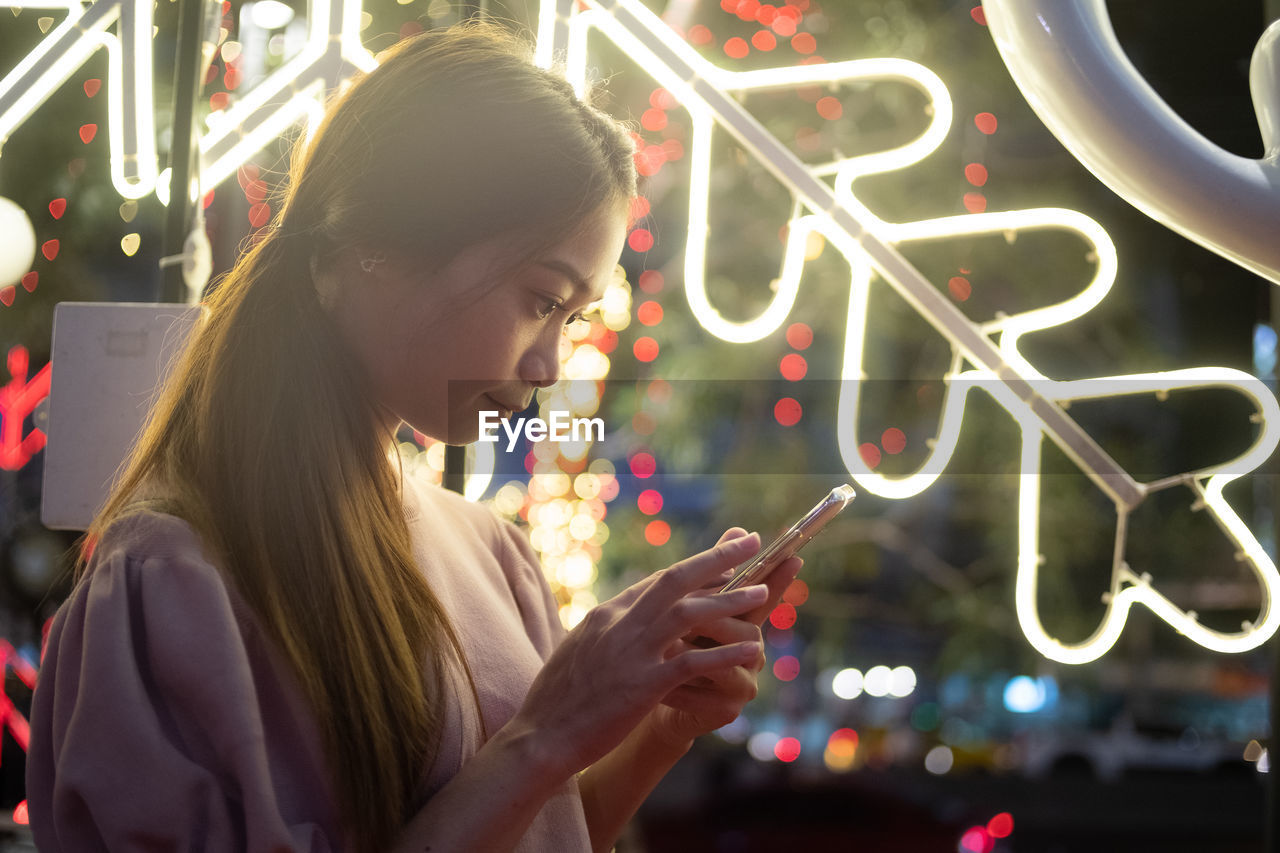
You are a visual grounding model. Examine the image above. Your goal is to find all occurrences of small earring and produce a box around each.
[359,252,386,273]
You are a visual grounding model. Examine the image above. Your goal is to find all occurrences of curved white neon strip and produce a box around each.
[544,0,1280,664]
[0,0,158,199]
[983,0,1280,286]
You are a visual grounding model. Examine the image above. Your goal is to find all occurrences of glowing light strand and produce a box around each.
[0,346,51,471]
[0,0,373,204]
[0,0,158,199]
[540,0,1280,664]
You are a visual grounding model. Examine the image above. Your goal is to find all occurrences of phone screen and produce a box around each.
[720,484,855,593]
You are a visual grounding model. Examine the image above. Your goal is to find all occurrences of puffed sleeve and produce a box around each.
[494,516,567,660]
[26,515,340,852]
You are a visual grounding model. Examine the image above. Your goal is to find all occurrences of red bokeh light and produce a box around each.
[882,427,906,455]
[629,451,657,478]
[773,655,800,681]
[688,24,713,45]
[650,87,678,109]
[779,353,807,381]
[12,800,27,825]
[724,37,750,59]
[647,378,672,404]
[987,813,1014,838]
[628,195,650,225]
[964,162,988,186]
[786,322,813,350]
[963,192,987,213]
[792,32,817,54]
[752,30,777,51]
[960,827,994,853]
[638,300,664,326]
[645,520,671,546]
[970,6,987,25]
[816,96,843,120]
[48,198,66,219]
[948,275,972,301]
[774,397,802,426]
[783,578,809,605]
[859,442,881,468]
[638,488,663,515]
[78,122,98,143]
[772,15,797,36]
[641,108,668,132]
[633,336,659,362]
[248,203,272,229]
[974,112,998,134]
[628,229,655,252]
[770,602,797,629]
[774,736,801,762]
[41,240,58,261]
[639,270,664,293]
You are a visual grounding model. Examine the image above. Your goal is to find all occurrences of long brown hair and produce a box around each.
[84,22,635,852]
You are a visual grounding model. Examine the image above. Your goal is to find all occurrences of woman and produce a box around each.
[26,21,800,852]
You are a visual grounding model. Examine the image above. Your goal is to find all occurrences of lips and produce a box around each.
[483,394,517,417]
[486,393,530,413]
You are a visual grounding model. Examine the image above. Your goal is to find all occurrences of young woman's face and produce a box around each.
[331,202,629,445]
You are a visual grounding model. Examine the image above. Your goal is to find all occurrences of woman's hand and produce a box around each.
[648,527,804,746]
[507,532,771,782]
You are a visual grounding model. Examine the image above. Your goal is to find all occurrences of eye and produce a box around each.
[535,295,561,320]
[534,293,588,330]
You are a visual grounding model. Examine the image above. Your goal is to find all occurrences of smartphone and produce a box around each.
[720,484,856,593]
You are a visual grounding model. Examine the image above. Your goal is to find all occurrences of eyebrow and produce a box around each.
[539,260,604,302]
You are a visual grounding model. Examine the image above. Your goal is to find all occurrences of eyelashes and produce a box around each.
[535,294,586,327]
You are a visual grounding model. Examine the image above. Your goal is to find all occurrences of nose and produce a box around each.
[518,327,562,389]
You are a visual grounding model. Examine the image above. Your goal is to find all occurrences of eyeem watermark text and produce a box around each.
[479,411,605,451]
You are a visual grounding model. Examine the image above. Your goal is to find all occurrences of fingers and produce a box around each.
[609,528,756,610]
[738,555,804,627]
[632,532,761,620]
[654,640,761,691]
[664,584,770,638]
[686,617,764,665]
[661,671,757,717]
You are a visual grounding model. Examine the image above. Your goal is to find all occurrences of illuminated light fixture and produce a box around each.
[983,0,1280,286]
[248,0,296,31]
[1,0,372,205]
[195,0,375,199]
[1,346,51,471]
[0,0,159,199]
[540,0,1280,664]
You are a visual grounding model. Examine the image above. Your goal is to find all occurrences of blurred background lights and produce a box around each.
[773,736,801,763]
[0,197,36,288]
[772,654,800,682]
[863,665,893,697]
[747,730,780,762]
[959,826,995,853]
[987,812,1014,839]
[823,728,858,772]
[832,667,863,699]
[1002,675,1056,713]
[888,665,917,697]
[925,745,954,775]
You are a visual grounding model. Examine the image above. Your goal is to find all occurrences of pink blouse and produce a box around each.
[27,478,591,851]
